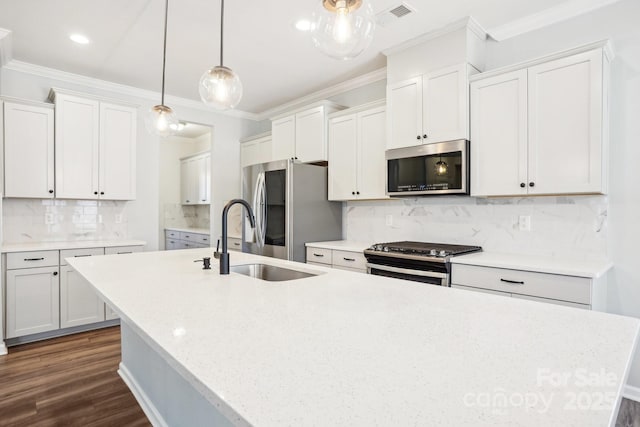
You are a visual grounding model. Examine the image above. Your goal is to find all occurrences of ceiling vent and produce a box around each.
[376,3,416,27]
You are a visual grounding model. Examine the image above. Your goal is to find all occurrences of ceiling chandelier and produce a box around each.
[310,0,376,60]
[145,0,179,137]
[199,0,243,110]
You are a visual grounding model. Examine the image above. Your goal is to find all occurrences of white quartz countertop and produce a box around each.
[305,240,371,252]
[164,226,210,235]
[68,249,638,427]
[451,251,613,278]
[1,239,147,253]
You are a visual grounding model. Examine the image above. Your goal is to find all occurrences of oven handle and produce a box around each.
[366,263,448,279]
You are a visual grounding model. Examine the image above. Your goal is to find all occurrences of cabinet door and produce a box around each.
[527,49,604,195]
[257,136,273,164]
[423,64,469,143]
[272,115,296,161]
[165,238,180,250]
[470,69,528,197]
[99,102,137,200]
[180,158,198,204]
[328,114,358,200]
[6,266,60,338]
[60,265,105,328]
[386,77,422,150]
[55,94,100,199]
[203,154,211,204]
[241,140,259,167]
[195,155,210,204]
[295,106,326,162]
[357,106,387,199]
[3,102,55,198]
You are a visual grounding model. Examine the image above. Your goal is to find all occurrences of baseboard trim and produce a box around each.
[624,385,640,402]
[118,362,168,427]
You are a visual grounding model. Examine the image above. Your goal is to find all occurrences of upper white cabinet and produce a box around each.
[387,64,474,150]
[181,152,210,205]
[328,101,387,201]
[471,44,610,197]
[271,102,342,163]
[241,133,272,168]
[50,89,137,200]
[2,99,55,198]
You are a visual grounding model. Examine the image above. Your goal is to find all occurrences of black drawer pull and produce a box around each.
[24,257,45,261]
[233,242,240,246]
[53,271,58,276]
[343,257,356,262]
[74,254,92,258]
[313,253,324,257]
[117,252,133,255]
[500,278,525,285]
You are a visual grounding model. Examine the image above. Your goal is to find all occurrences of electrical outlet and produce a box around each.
[518,215,531,231]
[44,213,54,225]
[115,214,123,224]
[385,214,393,227]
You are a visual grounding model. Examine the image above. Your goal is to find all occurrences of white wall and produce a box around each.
[0,66,255,250]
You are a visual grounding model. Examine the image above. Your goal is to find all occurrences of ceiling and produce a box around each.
[0,0,592,114]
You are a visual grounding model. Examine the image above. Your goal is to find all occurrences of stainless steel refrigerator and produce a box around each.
[242,159,342,262]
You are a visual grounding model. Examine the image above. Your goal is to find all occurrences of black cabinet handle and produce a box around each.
[423,134,428,139]
[74,254,92,258]
[116,252,133,255]
[53,271,58,276]
[24,257,45,261]
[100,191,104,195]
[356,191,360,195]
[500,278,525,285]
[49,190,54,194]
[352,191,355,195]
[343,257,356,262]
[529,182,535,187]
[94,191,98,195]
[520,183,526,188]
[203,238,208,241]
[313,253,324,257]
[416,135,421,140]
[233,242,240,246]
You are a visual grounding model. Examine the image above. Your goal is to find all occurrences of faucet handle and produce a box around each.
[214,239,221,259]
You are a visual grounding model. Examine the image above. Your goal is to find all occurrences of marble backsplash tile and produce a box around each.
[345,195,608,261]
[2,199,131,244]
[163,204,210,230]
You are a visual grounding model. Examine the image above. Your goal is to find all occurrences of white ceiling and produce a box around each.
[0,0,592,114]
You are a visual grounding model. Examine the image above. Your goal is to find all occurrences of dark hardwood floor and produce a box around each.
[0,326,150,427]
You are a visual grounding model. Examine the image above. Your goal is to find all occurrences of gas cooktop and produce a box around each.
[364,241,482,261]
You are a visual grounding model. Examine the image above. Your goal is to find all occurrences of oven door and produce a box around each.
[366,263,449,286]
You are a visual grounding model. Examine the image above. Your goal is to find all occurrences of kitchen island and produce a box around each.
[68,248,639,427]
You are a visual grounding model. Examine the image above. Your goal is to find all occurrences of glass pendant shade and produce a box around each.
[199,65,243,110]
[435,160,448,176]
[145,105,179,137]
[310,0,375,60]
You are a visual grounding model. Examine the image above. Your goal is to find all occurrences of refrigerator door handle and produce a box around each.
[253,172,266,248]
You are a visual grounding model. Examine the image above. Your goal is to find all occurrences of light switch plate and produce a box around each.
[385,214,393,226]
[518,215,531,231]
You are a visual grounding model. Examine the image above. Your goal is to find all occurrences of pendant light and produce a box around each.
[145,0,178,137]
[199,0,243,110]
[310,0,376,60]
[435,156,448,176]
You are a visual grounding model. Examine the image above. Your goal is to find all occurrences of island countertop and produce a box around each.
[68,249,639,426]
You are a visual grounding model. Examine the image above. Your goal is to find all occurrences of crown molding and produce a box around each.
[382,16,487,57]
[1,60,259,120]
[0,28,12,67]
[486,0,622,41]
[253,67,387,121]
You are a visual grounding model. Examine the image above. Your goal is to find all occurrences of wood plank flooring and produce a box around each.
[0,326,150,427]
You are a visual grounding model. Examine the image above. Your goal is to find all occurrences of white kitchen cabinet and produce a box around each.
[387,64,472,150]
[103,245,143,320]
[328,101,387,200]
[241,133,272,167]
[60,264,105,328]
[470,43,610,197]
[305,245,367,274]
[2,99,55,199]
[51,89,137,200]
[6,266,60,338]
[164,229,210,250]
[180,152,210,205]
[271,102,342,163]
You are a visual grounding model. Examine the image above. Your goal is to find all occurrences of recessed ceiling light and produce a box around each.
[69,34,90,44]
[295,19,313,32]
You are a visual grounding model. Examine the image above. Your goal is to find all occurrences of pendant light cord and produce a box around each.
[161,0,169,105]
[219,0,224,67]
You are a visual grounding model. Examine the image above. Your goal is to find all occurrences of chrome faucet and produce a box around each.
[216,199,255,275]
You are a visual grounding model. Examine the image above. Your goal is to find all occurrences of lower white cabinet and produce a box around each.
[60,264,105,328]
[306,245,367,274]
[165,229,210,250]
[6,266,60,338]
[451,264,603,310]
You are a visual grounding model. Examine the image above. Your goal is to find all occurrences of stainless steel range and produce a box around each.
[364,241,482,286]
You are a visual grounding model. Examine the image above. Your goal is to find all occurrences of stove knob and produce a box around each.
[439,250,447,257]
[429,249,437,256]
[383,246,389,252]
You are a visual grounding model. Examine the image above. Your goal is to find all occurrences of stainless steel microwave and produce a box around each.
[386,139,470,196]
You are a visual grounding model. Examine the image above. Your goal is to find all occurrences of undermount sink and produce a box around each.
[229,263,320,282]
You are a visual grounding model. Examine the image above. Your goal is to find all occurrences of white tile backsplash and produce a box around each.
[162,203,210,230]
[345,195,608,261]
[2,199,131,244]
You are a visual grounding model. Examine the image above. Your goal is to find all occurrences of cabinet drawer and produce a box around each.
[60,248,105,265]
[332,250,367,270]
[452,264,591,305]
[7,250,59,269]
[332,265,366,274]
[195,234,210,245]
[165,229,180,239]
[104,245,143,255]
[306,247,332,265]
[228,237,242,251]
[180,232,206,243]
